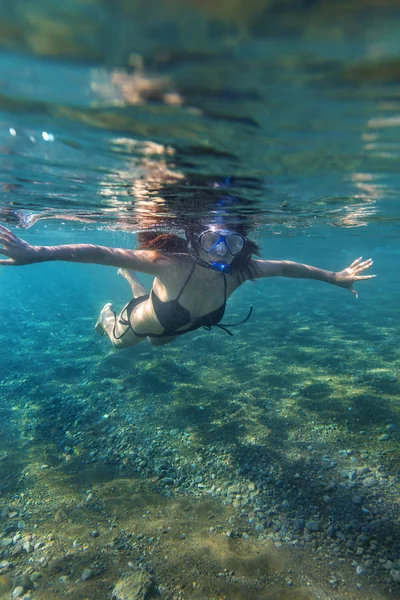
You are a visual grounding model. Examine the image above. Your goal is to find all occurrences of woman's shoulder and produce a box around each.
[151,252,193,276]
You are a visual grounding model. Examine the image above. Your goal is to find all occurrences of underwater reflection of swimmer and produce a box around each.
[0,222,375,350]
[91,55,184,107]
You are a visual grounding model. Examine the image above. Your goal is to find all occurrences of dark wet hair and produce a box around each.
[138,222,261,281]
[137,231,188,253]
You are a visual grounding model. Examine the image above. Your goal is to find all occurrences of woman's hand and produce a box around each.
[0,225,40,265]
[335,257,375,298]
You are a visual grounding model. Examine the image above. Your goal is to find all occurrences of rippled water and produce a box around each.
[1,0,400,231]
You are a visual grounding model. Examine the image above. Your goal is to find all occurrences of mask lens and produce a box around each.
[199,231,221,252]
[225,234,245,255]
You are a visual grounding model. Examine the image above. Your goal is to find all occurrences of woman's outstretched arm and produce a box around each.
[0,225,165,275]
[253,257,375,298]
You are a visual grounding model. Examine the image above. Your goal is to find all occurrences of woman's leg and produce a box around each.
[118,268,147,298]
[117,269,177,346]
[94,270,149,348]
[95,302,144,348]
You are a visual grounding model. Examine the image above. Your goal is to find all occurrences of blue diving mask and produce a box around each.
[198,229,246,256]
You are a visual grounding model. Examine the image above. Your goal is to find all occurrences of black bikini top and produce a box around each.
[151,262,227,335]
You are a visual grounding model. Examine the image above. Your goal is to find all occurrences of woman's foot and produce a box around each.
[94,303,114,336]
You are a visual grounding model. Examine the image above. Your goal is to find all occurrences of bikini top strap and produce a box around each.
[175,261,196,301]
[176,262,227,305]
[223,272,227,305]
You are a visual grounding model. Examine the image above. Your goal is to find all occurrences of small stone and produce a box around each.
[369,542,378,551]
[295,518,305,531]
[378,434,390,441]
[362,477,378,488]
[12,588,25,599]
[12,544,23,557]
[326,526,335,537]
[112,570,153,599]
[305,521,320,532]
[390,569,400,583]
[358,467,370,476]
[14,575,32,591]
[352,495,363,505]
[357,534,369,545]
[81,568,93,581]
[386,424,396,430]
[356,566,365,576]
[91,530,100,538]
[34,542,45,550]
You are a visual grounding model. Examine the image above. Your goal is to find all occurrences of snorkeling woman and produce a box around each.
[0,223,375,349]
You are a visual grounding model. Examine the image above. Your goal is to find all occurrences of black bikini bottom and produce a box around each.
[112,295,253,340]
[112,295,149,340]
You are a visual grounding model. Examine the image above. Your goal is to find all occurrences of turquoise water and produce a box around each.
[1,2,400,599]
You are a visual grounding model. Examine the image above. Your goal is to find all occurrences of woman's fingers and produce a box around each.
[0,229,26,249]
[352,259,373,274]
[0,225,16,239]
[349,257,373,272]
[358,258,373,267]
[355,258,372,267]
[0,248,12,257]
[349,257,363,268]
[0,231,16,245]
[0,259,14,265]
[355,274,376,280]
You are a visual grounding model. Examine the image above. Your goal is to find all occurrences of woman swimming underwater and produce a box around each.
[0,222,375,348]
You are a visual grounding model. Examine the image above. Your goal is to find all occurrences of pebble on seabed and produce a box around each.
[305,521,320,532]
[81,568,93,581]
